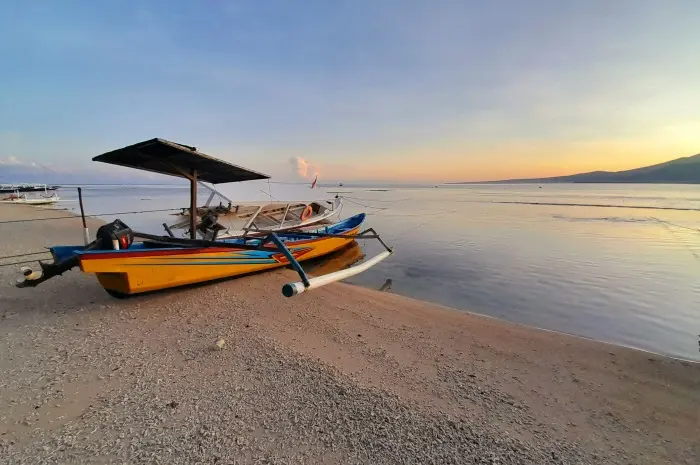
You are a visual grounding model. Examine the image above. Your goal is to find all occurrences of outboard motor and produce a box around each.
[197,211,225,240]
[200,211,219,232]
[96,219,134,250]
[16,219,135,288]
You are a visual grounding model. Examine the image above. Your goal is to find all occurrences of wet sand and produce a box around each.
[0,204,698,464]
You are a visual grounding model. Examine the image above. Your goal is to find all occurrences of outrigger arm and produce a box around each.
[267,228,393,297]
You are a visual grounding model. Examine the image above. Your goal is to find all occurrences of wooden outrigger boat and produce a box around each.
[165,182,343,240]
[0,183,59,193]
[16,139,392,297]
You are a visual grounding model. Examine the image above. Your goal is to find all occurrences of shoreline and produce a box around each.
[1,203,698,464]
[436,304,700,365]
[8,202,695,363]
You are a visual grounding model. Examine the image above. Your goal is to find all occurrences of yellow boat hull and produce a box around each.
[78,227,358,295]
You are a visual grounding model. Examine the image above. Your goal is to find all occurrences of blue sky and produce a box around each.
[1,0,698,183]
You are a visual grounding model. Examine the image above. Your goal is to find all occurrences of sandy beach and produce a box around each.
[0,204,698,464]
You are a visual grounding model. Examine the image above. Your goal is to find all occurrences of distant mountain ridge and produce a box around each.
[456,153,700,184]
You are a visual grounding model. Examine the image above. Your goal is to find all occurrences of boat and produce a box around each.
[0,192,60,205]
[165,182,343,240]
[0,183,59,193]
[16,138,392,297]
[29,213,368,297]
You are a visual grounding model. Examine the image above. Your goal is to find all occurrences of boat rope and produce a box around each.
[354,209,458,246]
[0,207,183,225]
[259,189,280,201]
[267,180,320,185]
[649,217,700,233]
[341,197,389,211]
[342,196,412,203]
[651,217,700,261]
[0,250,51,260]
[366,209,459,218]
[0,258,49,268]
[386,210,456,244]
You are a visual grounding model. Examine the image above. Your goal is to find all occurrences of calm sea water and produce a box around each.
[55,184,700,360]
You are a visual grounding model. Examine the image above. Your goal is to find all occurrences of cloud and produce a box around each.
[289,156,308,177]
[0,156,22,165]
[288,156,319,180]
[0,156,60,173]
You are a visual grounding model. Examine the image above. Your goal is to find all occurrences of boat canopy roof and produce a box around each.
[92,138,270,184]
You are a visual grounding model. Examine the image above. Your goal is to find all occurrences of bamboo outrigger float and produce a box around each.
[15,139,392,297]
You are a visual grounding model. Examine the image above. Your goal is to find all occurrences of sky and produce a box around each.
[1,0,699,183]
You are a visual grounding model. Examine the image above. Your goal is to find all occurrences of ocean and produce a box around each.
[53,183,700,361]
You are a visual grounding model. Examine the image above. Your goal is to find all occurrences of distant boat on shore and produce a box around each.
[0,192,60,205]
[0,183,60,193]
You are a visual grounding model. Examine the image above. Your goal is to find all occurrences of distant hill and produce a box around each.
[455,153,700,184]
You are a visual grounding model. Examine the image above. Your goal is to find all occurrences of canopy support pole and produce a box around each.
[190,170,198,239]
[77,187,89,245]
